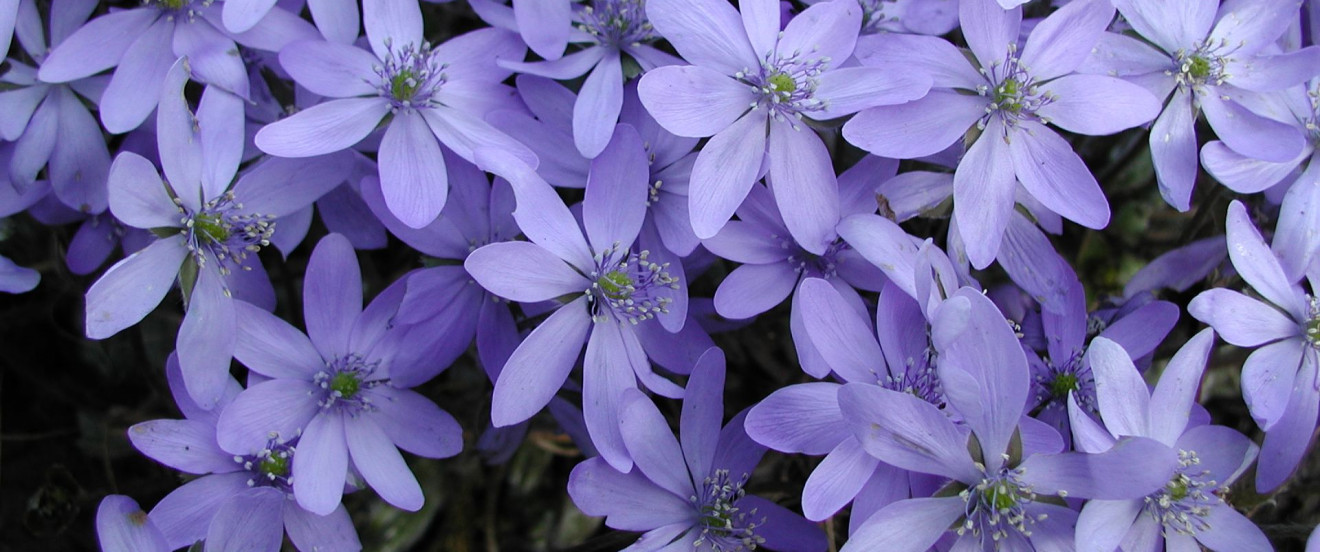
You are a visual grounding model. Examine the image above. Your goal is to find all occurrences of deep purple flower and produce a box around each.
[499,0,683,157]
[844,0,1161,268]
[35,0,314,133]
[85,60,348,408]
[1070,333,1270,552]
[215,233,464,516]
[569,348,827,551]
[128,354,362,551]
[837,288,1179,551]
[1188,200,1320,491]
[466,142,690,471]
[1083,0,1320,210]
[638,0,929,253]
[254,11,536,228]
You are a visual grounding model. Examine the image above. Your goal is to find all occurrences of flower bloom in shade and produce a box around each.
[1,0,110,214]
[499,0,683,157]
[254,3,536,229]
[215,233,464,517]
[569,348,827,551]
[85,60,349,409]
[844,0,1161,268]
[1188,200,1320,492]
[1068,333,1271,552]
[638,0,929,254]
[466,141,691,472]
[96,496,168,552]
[126,354,362,552]
[1082,0,1320,211]
[34,0,314,133]
[837,288,1179,551]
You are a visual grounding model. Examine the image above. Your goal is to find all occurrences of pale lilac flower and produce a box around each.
[470,0,574,61]
[1071,334,1271,552]
[466,144,690,472]
[255,13,536,228]
[96,496,168,552]
[844,0,1161,268]
[569,348,827,551]
[1188,200,1320,491]
[638,0,929,253]
[1084,0,1320,210]
[216,233,465,516]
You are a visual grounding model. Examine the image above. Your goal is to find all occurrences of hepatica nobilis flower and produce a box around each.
[255,3,536,229]
[638,0,929,254]
[845,0,1161,268]
[216,233,464,516]
[86,60,348,409]
[569,348,827,551]
[467,140,688,472]
[837,288,1179,551]
[1189,200,1320,492]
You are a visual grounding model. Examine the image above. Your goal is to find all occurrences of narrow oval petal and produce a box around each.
[372,385,463,459]
[1257,362,1320,491]
[573,52,624,158]
[745,382,847,455]
[148,472,248,549]
[837,383,978,483]
[1150,90,1198,211]
[128,419,235,475]
[619,390,690,497]
[362,0,422,60]
[204,488,284,552]
[836,214,921,299]
[1241,339,1304,430]
[712,262,797,320]
[1200,91,1304,163]
[680,348,725,479]
[1273,160,1320,280]
[646,0,756,76]
[801,437,880,521]
[308,0,360,44]
[465,242,588,302]
[491,297,591,426]
[254,98,390,158]
[776,0,860,67]
[85,236,186,339]
[768,120,839,255]
[954,120,1016,269]
[215,379,321,454]
[233,301,323,379]
[1188,288,1297,347]
[800,278,886,383]
[107,152,178,229]
[1075,499,1143,552]
[222,0,279,33]
[1008,121,1110,230]
[1226,200,1306,320]
[379,110,448,228]
[637,65,755,138]
[1196,502,1274,552]
[514,0,570,60]
[1086,337,1151,438]
[584,124,648,251]
[38,8,159,83]
[294,413,349,515]
[1038,75,1161,135]
[474,149,594,271]
[960,0,1022,70]
[1019,0,1114,80]
[1111,0,1215,54]
[843,92,987,159]
[282,503,361,552]
[1147,328,1214,445]
[839,497,964,552]
[279,39,379,98]
[97,495,169,552]
[100,18,175,134]
[346,415,423,511]
[1018,436,1178,499]
[567,457,694,531]
[583,322,641,472]
[689,113,767,239]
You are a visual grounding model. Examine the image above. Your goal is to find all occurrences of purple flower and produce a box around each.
[96,496,168,552]
[569,348,827,551]
[470,0,574,61]
[466,142,691,472]
[638,0,928,253]
[86,60,348,408]
[1070,333,1270,552]
[1084,0,1320,210]
[500,0,683,157]
[127,354,362,551]
[215,233,465,516]
[254,13,536,228]
[837,288,1179,551]
[35,0,314,133]
[2,0,110,213]
[1189,200,1320,491]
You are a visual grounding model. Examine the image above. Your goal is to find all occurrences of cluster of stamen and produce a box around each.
[1033,351,1097,411]
[1169,41,1233,91]
[578,0,655,48]
[886,348,945,407]
[588,247,678,324]
[235,440,296,491]
[177,191,274,276]
[975,45,1055,134]
[691,469,765,551]
[1143,450,1221,536]
[858,0,899,35]
[312,354,382,414]
[957,467,1046,544]
[1304,295,1320,348]
[1305,85,1320,150]
[374,41,448,110]
[644,179,664,207]
[784,238,848,279]
[150,0,209,20]
[738,51,830,129]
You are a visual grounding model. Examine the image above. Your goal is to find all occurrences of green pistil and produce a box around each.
[193,213,229,244]
[391,70,419,101]
[159,0,187,9]
[995,78,1024,113]
[1306,316,1320,346]
[991,481,1018,511]
[598,270,633,300]
[330,372,361,399]
[259,455,290,478]
[768,72,797,95]
[1187,56,1212,80]
[1050,373,1079,399]
[1167,476,1189,501]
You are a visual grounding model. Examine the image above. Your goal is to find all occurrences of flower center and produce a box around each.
[975,46,1054,132]
[1049,372,1078,399]
[235,441,295,491]
[692,469,766,551]
[1171,43,1231,90]
[1033,351,1096,412]
[1144,450,1220,536]
[376,42,447,110]
[313,354,381,413]
[886,349,946,408]
[786,239,848,279]
[578,0,655,47]
[739,53,830,127]
[767,72,797,95]
[859,0,896,34]
[957,469,1045,544]
[588,248,678,324]
[178,191,275,275]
